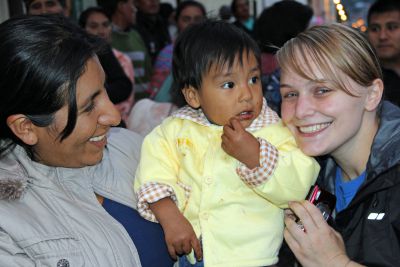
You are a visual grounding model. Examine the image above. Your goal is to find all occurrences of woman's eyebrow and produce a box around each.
[80,90,101,109]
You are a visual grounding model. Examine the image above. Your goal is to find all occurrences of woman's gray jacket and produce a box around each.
[0,128,143,267]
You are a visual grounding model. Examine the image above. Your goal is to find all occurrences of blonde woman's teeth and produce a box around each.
[299,123,331,133]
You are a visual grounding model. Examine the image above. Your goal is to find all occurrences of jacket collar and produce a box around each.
[0,145,93,200]
[318,101,400,198]
[171,98,280,131]
[0,150,29,200]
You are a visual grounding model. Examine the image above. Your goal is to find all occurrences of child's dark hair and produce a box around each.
[172,19,260,107]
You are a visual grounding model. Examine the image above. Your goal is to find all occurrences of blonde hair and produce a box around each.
[277,23,382,96]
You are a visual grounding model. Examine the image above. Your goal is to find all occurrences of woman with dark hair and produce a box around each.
[79,6,135,124]
[0,15,173,267]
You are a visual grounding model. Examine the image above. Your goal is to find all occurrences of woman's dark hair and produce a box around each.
[79,6,111,28]
[160,2,174,21]
[254,1,313,53]
[172,19,260,107]
[175,0,206,22]
[97,0,128,18]
[0,15,101,158]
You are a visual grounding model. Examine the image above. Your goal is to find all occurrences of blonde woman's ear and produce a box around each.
[6,115,38,145]
[182,86,201,109]
[365,78,384,111]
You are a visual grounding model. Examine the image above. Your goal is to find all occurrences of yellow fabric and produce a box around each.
[135,117,319,267]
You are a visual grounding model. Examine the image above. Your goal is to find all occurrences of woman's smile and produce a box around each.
[297,122,332,135]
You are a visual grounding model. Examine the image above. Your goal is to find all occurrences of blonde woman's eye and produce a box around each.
[222,82,234,89]
[316,87,331,95]
[282,91,298,99]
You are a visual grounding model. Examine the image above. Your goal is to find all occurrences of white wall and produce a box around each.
[0,0,9,23]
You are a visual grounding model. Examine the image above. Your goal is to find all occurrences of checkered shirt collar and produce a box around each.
[172,98,279,131]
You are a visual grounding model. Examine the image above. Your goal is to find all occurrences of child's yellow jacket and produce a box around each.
[135,100,319,267]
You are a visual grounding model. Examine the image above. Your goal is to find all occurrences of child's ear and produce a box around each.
[6,115,38,145]
[365,78,383,111]
[182,86,201,109]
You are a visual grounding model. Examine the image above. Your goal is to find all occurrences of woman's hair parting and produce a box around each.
[277,23,382,96]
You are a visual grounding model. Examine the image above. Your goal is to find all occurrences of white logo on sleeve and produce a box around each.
[367,213,385,220]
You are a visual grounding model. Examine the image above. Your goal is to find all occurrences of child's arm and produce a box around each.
[222,118,319,207]
[221,117,260,169]
[150,198,202,261]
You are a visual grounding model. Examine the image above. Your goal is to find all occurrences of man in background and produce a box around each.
[368,0,400,106]
[23,0,67,16]
[135,0,171,64]
[98,0,152,99]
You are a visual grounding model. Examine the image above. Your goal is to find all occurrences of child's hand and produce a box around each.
[163,212,202,261]
[150,198,202,261]
[222,117,260,169]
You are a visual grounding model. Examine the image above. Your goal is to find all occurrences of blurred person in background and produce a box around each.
[219,4,232,22]
[125,1,206,137]
[23,0,68,16]
[367,0,400,107]
[159,2,177,40]
[253,0,313,115]
[231,0,254,35]
[135,0,171,64]
[147,0,206,101]
[80,6,136,124]
[98,0,153,100]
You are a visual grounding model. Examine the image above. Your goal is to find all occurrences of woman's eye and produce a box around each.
[222,82,234,89]
[282,92,298,99]
[249,76,259,85]
[84,101,96,113]
[315,87,331,95]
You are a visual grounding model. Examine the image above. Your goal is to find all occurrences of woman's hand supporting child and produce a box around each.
[149,198,203,261]
[222,117,260,169]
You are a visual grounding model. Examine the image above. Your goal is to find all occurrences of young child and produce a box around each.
[134,20,320,267]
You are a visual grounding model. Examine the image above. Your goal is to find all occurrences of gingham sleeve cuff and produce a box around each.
[236,138,279,187]
[136,182,177,222]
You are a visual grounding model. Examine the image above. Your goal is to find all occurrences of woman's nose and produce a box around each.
[99,97,121,127]
[295,95,315,119]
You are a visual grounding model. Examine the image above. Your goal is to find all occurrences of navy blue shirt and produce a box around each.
[103,198,175,267]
